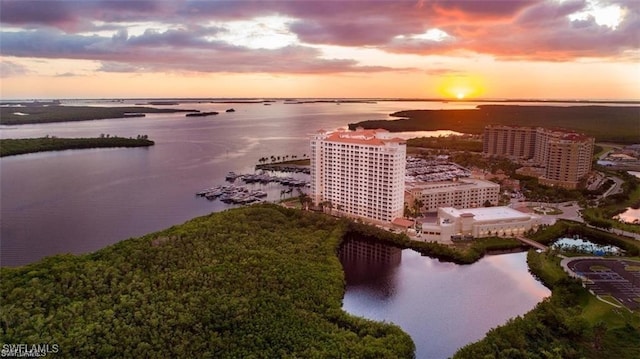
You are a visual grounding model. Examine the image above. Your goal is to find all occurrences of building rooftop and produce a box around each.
[406,178,498,192]
[392,218,415,228]
[321,128,405,146]
[440,206,535,222]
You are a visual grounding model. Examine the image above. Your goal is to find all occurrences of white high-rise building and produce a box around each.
[310,128,406,223]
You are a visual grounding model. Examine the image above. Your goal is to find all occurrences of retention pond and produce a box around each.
[339,240,550,359]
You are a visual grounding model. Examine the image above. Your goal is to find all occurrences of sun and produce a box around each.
[436,74,485,100]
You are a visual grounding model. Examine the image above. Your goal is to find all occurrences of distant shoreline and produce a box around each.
[0,136,155,157]
[2,98,639,105]
[349,105,640,144]
[0,104,194,125]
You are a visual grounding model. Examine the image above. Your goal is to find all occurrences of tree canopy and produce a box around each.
[0,204,414,358]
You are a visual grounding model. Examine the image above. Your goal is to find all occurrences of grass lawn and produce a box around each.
[581,294,640,328]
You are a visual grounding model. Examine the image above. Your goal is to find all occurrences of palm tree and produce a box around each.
[413,198,424,218]
[325,201,334,215]
[297,190,312,210]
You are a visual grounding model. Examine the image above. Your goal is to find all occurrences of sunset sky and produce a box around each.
[1,0,638,100]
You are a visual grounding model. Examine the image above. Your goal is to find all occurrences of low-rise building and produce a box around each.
[406,178,500,213]
[420,206,540,242]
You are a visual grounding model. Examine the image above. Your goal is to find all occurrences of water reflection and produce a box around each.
[340,240,550,359]
[339,240,402,298]
[615,207,640,224]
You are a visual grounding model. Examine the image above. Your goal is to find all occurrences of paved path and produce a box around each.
[515,236,548,251]
[512,201,640,241]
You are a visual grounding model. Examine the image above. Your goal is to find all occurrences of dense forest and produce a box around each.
[0,105,192,125]
[406,136,483,152]
[0,136,154,157]
[0,205,414,358]
[3,204,639,358]
[350,105,640,144]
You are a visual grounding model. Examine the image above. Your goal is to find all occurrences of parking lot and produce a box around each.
[566,258,640,310]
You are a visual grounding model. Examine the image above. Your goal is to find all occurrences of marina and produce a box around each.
[198,171,310,205]
[405,156,471,182]
[196,184,268,204]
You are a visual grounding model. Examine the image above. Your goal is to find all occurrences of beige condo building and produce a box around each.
[406,178,500,213]
[310,128,406,223]
[483,125,594,189]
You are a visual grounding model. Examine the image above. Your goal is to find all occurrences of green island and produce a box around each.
[349,105,640,144]
[0,136,154,157]
[0,105,193,125]
[0,205,414,358]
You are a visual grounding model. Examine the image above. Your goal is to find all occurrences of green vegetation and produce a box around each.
[449,151,520,174]
[454,222,640,358]
[454,250,640,358]
[406,135,483,152]
[345,221,523,264]
[0,204,414,358]
[0,105,192,125]
[257,158,310,168]
[0,136,154,157]
[350,105,640,144]
[528,220,640,256]
[582,171,640,233]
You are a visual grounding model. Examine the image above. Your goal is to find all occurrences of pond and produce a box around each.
[339,240,550,359]
[615,207,640,224]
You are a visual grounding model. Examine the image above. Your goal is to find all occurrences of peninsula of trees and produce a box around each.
[0,205,414,358]
[349,105,640,144]
[0,136,154,157]
[0,105,193,125]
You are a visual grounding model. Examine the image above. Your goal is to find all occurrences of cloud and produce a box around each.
[0,27,394,74]
[0,0,637,75]
[54,72,79,77]
[386,0,639,60]
[0,60,30,77]
[0,0,166,31]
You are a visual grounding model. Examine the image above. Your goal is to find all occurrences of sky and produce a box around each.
[0,0,638,100]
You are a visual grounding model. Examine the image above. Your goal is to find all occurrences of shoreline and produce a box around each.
[0,136,154,157]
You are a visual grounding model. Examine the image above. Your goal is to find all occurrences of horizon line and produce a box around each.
[2,97,639,104]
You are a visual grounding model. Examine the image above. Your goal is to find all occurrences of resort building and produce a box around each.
[420,206,540,242]
[406,178,500,213]
[483,125,594,189]
[483,125,537,160]
[310,128,406,223]
[535,130,594,189]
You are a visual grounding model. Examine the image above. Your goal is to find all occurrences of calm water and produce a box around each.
[0,99,474,266]
[340,240,550,359]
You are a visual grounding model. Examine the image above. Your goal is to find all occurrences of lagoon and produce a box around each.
[340,240,550,359]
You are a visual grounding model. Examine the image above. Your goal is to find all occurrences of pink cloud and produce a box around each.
[0,0,637,75]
